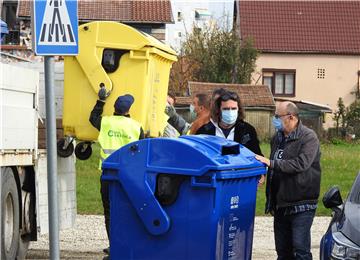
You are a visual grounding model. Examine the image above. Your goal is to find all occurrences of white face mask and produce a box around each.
[221,109,238,125]
[190,104,195,114]
[189,104,197,120]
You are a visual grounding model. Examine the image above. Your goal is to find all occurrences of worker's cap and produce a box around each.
[114,94,134,114]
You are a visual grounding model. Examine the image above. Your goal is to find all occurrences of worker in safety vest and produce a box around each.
[89,88,144,259]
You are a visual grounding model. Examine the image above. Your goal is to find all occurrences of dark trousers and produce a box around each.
[274,209,316,260]
[101,178,110,242]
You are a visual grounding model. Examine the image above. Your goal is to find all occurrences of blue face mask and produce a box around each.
[221,109,238,125]
[272,117,283,131]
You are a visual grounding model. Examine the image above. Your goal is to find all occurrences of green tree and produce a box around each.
[345,99,360,138]
[333,97,346,135]
[183,24,258,84]
[169,22,258,93]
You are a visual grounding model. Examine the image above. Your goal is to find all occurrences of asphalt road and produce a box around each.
[26,215,331,259]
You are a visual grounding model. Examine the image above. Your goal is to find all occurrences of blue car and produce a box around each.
[320,172,360,260]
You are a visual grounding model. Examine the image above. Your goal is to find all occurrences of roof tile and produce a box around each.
[18,0,173,23]
[132,0,173,23]
[239,1,360,54]
[176,81,275,108]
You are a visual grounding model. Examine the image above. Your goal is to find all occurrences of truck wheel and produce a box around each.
[75,142,92,160]
[1,167,20,260]
[57,138,74,157]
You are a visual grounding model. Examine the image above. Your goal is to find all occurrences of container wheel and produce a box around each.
[57,138,74,157]
[1,167,20,260]
[75,142,92,160]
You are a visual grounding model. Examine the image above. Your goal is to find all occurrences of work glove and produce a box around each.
[98,87,110,101]
[165,104,176,118]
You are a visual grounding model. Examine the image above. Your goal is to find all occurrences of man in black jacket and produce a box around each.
[256,101,321,260]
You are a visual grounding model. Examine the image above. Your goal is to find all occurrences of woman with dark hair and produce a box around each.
[196,90,263,156]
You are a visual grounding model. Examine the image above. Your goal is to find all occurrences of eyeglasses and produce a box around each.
[274,114,291,119]
[222,107,238,111]
[220,92,238,101]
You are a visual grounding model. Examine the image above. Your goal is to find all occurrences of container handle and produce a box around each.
[102,159,171,236]
[75,23,113,94]
[191,174,216,188]
[129,49,150,60]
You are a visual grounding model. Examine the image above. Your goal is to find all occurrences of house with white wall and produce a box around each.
[166,0,234,52]
[236,0,360,129]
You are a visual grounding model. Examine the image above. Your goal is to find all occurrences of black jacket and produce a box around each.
[196,120,262,155]
[266,122,321,213]
[89,100,144,139]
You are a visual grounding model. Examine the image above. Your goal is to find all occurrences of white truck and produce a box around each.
[0,62,76,259]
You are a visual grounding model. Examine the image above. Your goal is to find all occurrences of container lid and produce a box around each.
[79,21,177,60]
[0,19,8,35]
[102,135,265,177]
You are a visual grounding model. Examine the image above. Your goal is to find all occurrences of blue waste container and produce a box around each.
[0,19,9,44]
[102,135,266,260]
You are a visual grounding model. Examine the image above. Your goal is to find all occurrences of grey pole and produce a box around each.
[44,56,60,260]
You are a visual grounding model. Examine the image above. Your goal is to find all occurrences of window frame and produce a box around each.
[177,11,182,22]
[317,68,325,79]
[1,1,20,46]
[194,9,211,20]
[262,68,296,97]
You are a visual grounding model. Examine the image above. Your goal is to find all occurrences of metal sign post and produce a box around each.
[44,56,60,260]
[32,1,78,259]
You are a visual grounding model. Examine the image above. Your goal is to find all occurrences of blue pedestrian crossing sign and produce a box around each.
[32,0,78,55]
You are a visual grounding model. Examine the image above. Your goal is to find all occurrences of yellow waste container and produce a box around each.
[61,21,177,158]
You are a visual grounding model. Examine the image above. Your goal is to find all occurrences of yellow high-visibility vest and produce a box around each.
[98,115,141,169]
